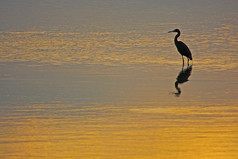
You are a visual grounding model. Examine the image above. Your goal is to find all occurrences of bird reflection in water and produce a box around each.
[174,65,193,97]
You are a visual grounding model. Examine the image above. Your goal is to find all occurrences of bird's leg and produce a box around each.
[181,63,184,71]
[182,56,184,67]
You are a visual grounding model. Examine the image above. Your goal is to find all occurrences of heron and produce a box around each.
[168,29,192,65]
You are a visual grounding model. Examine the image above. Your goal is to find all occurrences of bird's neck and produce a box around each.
[174,31,180,43]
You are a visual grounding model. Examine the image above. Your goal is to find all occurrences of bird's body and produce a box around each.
[169,29,192,65]
[175,41,192,60]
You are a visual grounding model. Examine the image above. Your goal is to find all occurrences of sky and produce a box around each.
[1,0,237,31]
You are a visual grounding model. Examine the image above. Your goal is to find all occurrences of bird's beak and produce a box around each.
[168,31,173,33]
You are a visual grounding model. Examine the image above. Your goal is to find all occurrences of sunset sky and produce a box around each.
[1,0,237,31]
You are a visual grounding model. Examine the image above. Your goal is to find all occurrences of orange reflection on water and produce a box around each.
[1,103,237,159]
[1,22,238,159]
[1,23,237,71]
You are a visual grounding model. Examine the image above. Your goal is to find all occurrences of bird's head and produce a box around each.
[168,29,180,33]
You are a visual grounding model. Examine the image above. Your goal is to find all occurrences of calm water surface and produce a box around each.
[1,1,238,159]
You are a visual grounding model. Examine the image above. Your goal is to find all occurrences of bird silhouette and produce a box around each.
[168,29,192,66]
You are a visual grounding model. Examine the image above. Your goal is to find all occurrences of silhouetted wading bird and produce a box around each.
[168,29,192,65]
